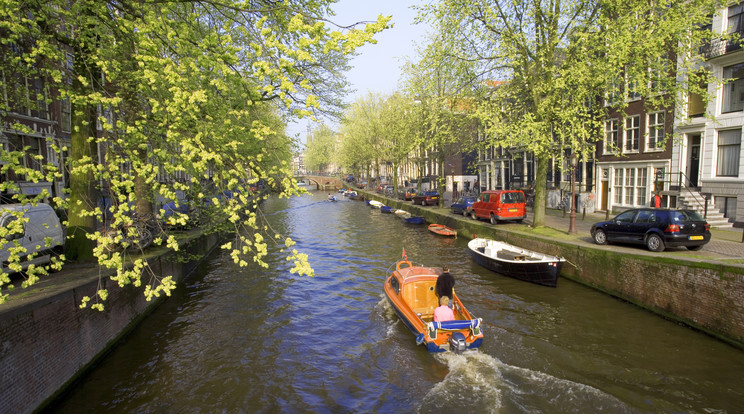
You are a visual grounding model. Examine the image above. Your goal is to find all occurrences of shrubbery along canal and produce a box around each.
[49,191,744,413]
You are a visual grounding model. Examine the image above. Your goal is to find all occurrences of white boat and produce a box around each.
[394,209,410,218]
[468,238,565,287]
[368,200,384,208]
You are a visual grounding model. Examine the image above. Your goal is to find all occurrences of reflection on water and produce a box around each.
[48,192,744,413]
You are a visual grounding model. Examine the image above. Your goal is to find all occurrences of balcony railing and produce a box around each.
[699,29,743,59]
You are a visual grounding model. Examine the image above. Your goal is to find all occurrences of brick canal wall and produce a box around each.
[0,232,222,414]
[368,194,744,349]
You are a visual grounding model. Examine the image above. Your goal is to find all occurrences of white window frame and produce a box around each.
[613,168,624,204]
[716,128,742,177]
[646,111,665,152]
[624,115,640,154]
[604,118,620,154]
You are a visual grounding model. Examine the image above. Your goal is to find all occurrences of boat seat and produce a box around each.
[497,249,526,261]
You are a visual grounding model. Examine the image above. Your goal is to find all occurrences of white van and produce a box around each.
[1,203,65,273]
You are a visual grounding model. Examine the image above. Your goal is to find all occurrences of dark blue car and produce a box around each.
[590,208,711,252]
[450,196,477,216]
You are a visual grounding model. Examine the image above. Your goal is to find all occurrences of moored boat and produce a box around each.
[402,216,425,225]
[380,206,394,213]
[350,194,365,201]
[428,223,457,237]
[468,238,565,287]
[383,258,484,353]
[368,200,383,208]
[394,209,409,217]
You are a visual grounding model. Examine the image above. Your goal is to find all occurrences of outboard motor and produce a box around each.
[448,332,467,354]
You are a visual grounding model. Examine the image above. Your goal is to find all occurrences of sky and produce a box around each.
[287,0,431,143]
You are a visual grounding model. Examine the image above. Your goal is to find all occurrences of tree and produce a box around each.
[0,0,390,306]
[402,32,479,205]
[304,124,337,173]
[419,0,721,226]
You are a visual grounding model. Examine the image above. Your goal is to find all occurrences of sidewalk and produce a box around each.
[438,198,744,261]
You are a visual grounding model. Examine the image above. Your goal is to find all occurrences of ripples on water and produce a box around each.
[49,192,744,413]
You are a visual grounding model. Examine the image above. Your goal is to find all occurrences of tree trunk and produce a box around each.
[65,90,98,262]
[533,155,548,228]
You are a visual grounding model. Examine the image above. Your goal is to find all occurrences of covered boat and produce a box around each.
[384,259,483,353]
[368,200,384,208]
[380,206,394,213]
[394,209,410,217]
[468,238,565,287]
[402,216,425,225]
[428,223,457,237]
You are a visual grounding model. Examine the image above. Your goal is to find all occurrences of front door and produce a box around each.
[688,134,701,188]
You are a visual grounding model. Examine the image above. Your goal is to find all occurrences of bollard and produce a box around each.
[563,204,566,218]
[583,207,586,220]
[605,209,609,220]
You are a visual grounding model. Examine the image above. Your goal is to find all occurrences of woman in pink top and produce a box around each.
[433,296,455,322]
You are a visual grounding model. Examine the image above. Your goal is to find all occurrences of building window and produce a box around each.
[647,112,665,151]
[624,168,636,205]
[627,77,641,101]
[715,196,737,222]
[728,3,743,35]
[716,129,741,177]
[624,115,640,153]
[604,119,619,154]
[614,168,624,204]
[722,63,743,113]
[636,168,648,206]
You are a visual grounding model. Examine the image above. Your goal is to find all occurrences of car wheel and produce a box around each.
[646,234,665,252]
[490,214,497,225]
[687,245,704,251]
[421,200,426,206]
[593,229,608,245]
[470,211,478,220]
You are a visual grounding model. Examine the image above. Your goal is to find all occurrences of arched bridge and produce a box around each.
[296,175,344,191]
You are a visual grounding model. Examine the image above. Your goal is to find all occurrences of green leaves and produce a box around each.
[1,0,388,308]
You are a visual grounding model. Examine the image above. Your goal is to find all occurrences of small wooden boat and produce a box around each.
[384,259,483,353]
[468,238,565,287]
[402,216,425,225]
[350,194,365,201]
[380,206,394,214]
[428,223,457,237]
[327,195,337,202]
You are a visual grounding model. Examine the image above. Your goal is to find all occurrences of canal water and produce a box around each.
[49,191,744,413]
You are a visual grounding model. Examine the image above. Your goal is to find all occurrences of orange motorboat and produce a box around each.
[428,223,457,237]
[383,259,483,353]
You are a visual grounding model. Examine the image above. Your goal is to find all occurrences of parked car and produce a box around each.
[383,185,395,197]
[376,183,389,193]
[404,188,417,201]
[411,191,440,206]
[451,196,477,216]
[590,208,711,252]
[1,203,65,274]
[470,190,526,224]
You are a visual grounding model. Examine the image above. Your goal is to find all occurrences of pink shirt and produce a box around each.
[433,305,455,322]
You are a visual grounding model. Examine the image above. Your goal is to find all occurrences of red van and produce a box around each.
[470,190,526,224]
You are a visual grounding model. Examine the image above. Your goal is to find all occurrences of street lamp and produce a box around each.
[569,153,578,234]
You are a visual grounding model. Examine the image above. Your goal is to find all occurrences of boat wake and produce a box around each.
[419,352,631,414]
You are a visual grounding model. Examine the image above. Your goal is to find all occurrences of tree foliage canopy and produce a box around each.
[0,0,390,307]
[417,0,722,225]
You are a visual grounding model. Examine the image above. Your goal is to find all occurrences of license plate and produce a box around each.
[689,235,704,240]
[508,208,517,212]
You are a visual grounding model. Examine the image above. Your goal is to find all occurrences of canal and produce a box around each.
[48,191,744,413]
